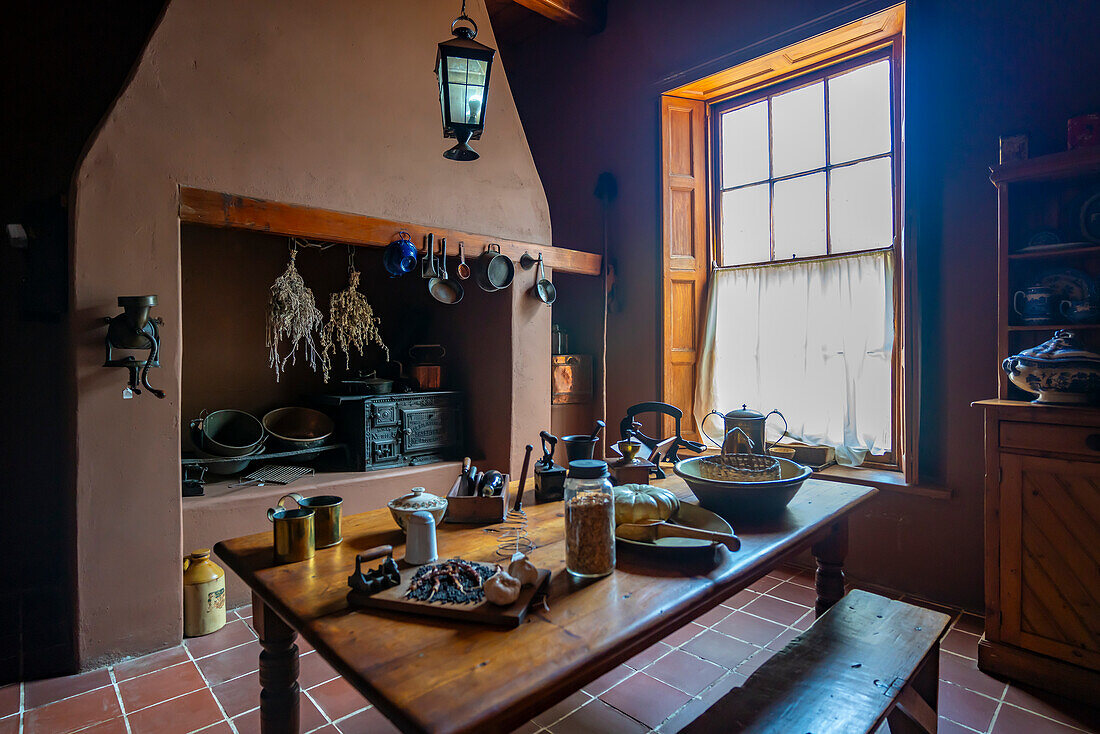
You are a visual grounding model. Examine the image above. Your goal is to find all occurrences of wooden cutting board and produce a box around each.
[347,558,550,628]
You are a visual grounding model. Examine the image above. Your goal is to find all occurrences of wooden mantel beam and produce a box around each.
[510,0,606,34]
[177,187,601,277]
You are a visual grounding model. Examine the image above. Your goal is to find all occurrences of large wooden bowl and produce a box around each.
[674,456,812,519]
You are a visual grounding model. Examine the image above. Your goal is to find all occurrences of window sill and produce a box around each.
[812,465,953,500]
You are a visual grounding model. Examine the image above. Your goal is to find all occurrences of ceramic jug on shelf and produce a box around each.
[183,549,226,637]
[702,404,788,456]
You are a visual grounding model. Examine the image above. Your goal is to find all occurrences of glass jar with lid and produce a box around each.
[563,459,616,578]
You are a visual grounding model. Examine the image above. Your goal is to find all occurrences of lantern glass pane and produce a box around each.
[448,82,467,124]
[447,56,469,85]
[467,59,487,87]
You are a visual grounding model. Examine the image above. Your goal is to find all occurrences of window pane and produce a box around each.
[721,101,769,188]
[830,158,894,253]
[721,184,771,265]
[771,82,824,177]
[773,172,825,258]
[829,60,892,163]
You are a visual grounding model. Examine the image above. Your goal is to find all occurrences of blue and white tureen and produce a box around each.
[1002,330,1100,404]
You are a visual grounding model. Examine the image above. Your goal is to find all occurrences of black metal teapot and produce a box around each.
[702,404,788,456]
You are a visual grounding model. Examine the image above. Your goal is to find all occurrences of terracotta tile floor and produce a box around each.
[2,566,1098,733]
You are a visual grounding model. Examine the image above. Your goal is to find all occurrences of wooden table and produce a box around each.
[214,476,876,734]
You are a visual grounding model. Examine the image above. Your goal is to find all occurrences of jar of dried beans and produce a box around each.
[563,460,616,578]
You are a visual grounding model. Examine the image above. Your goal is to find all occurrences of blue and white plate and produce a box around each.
[1037,267,1099,305]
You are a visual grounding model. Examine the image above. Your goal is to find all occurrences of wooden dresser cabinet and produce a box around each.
[976,399,1100,703]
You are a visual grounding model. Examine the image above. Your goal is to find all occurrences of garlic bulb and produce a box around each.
[507,556,539,587]
[484,570,521,605]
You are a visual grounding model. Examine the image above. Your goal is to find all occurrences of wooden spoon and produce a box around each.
[616,520,741,550]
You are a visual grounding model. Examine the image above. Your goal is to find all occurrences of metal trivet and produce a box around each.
[228,465,314,488]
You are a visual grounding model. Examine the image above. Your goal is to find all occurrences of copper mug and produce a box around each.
[281,493,343,548]
[268,495,315,563]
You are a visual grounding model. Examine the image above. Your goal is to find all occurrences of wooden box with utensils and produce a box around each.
[445,473,510,524]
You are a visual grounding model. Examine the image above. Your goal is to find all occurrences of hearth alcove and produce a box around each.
[176,191,600,608]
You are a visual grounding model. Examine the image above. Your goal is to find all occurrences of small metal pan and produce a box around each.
[457,242,471,280]
[531,253,556,306]
[428,238,463,305]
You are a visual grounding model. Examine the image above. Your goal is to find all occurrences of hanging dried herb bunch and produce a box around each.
[322,261,390,372]
[267,246,327,381]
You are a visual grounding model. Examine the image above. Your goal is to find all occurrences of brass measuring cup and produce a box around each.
[268,494,315,563]
[281,493,343,548]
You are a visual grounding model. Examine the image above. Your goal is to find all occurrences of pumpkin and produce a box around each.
[613,484,680,525]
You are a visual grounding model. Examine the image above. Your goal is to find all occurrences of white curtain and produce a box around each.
[694,250,894,466]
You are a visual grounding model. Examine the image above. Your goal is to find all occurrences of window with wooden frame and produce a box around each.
[660,4,915,477]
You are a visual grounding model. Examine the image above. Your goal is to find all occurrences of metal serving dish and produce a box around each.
[615,503,734,551]
[190,409,265,457]
[262,407,335,452]
[674,456,812,519]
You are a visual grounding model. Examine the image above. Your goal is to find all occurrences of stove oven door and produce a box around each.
[399,402,459,459]
[367,400,401,467]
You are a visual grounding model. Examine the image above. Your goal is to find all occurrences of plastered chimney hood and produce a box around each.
[70,0,551,666]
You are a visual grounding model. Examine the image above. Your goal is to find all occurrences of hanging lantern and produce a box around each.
[436,1,495,161]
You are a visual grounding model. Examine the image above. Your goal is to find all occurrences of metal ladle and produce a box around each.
[457,242,471,280]
[531,252,556,306]
[428,237,463,305]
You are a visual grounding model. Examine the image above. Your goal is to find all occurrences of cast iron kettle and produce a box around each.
[702,404,788,455]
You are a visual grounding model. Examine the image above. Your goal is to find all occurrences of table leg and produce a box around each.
[252,592,300,734]
[811,519,848,617]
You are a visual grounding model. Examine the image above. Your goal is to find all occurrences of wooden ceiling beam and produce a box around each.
[178,187,602,276]
[508,0,606,34]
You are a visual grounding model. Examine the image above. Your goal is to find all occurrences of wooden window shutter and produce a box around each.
[660,95,708,441]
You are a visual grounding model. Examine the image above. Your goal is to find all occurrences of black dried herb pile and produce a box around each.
[404,559,496,604]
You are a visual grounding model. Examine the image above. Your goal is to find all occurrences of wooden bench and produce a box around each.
[683,589,951,734]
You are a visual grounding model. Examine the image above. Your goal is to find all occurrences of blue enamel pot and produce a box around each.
[383,232,418,277]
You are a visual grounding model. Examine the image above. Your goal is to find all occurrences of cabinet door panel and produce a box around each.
[1000,453,1100,670]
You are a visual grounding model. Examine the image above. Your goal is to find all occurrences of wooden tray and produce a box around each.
[347,558,549,628]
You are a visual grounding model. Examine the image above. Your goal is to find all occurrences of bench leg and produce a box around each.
[887,641,941,734]
[253,592,300,734]
[812,519,848,617]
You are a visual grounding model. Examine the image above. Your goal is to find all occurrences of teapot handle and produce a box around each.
[764,410,789,452]
[700,410,725,448]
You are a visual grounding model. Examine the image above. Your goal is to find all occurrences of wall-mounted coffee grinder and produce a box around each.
[103,295,165,398]
[533,430,566,503]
